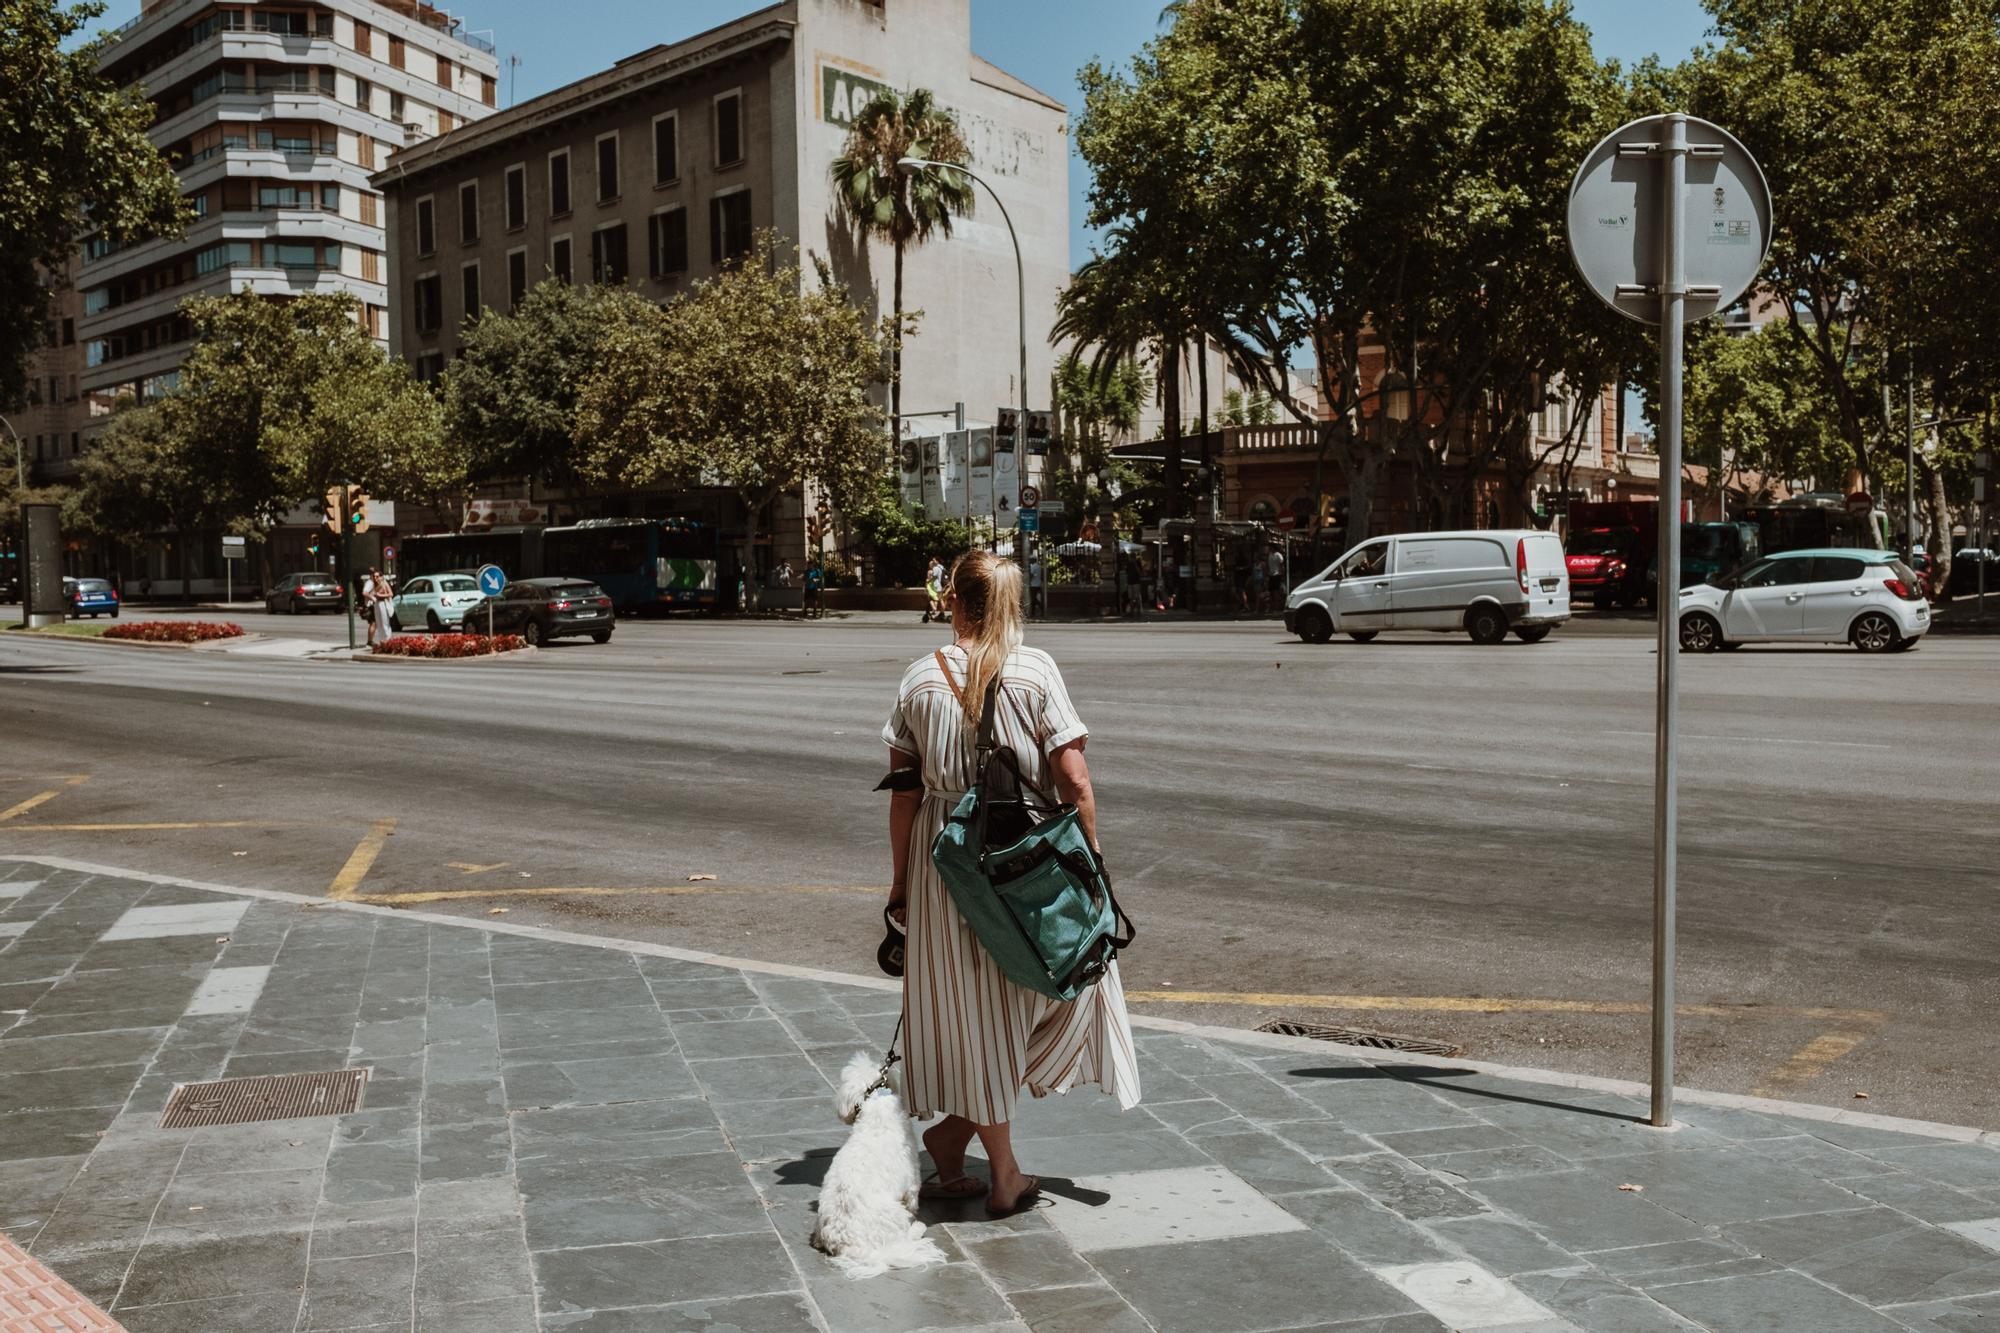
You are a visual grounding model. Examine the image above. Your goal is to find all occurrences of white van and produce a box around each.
[1284,530,1570,644]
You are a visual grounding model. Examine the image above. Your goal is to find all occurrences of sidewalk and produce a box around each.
[3,859,1997,1333]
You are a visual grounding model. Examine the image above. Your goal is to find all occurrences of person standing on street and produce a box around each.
[773,559,795,590]
[367,568,394,646]
[881,551,1140,1215]
[1267,545,1286,603]
[923,555,946,623]
[803,558,824,619]
[1027,552,1046,620]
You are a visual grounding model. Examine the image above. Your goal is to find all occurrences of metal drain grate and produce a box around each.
[160,1068,369,1129]
[1256,1019,1462,1058]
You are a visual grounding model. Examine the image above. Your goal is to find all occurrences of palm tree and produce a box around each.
[830,89,975,429]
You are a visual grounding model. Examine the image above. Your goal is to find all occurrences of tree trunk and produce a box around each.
[1162,338,1183,519]
[891,238,905,435]
[1921,454,1952,595]
[178,528,192,605]
[1340,441,1386,549]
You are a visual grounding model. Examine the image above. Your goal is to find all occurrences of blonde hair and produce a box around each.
[949,550,1024,731]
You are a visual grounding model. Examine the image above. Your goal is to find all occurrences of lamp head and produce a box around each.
[895,156,928,174]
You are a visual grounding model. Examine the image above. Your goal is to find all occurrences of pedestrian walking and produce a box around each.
[1026,553,1046,620]
[922,556,946,623]
[880,551,1140,1214]
[774,559,795,590]
[803,559,824,619]
[1267,544,1286,601]
[1250,559,1268,613]
[365,568,394,646]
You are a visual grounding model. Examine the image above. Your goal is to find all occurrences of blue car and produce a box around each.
[63,577,120,618]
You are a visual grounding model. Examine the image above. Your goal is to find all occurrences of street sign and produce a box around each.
[1845,490,1873,517]
[1566,112,1770,1131]
[1016,509,1039,532]
[220,536,246,559]
[1037,499,1066,515]
[1018,484,1040,509]
[382,544,396,562]
[1567,114,1772,326]
[476,564,506,597]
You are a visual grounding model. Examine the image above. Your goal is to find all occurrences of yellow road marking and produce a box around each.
[1124,990,1886,1025]
[445,861,509,875]
[352,882,880,906]
[0,775,90,823]
[1753,1025,1881,1097]
[0,820,321,832]
[327,819,398,901]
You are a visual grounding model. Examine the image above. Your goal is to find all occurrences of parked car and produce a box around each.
[1948,548,1999,599]
[265,572,345,615]
[62,576,119,618]
[1676,549,1928,653]
[389,572,485,632]
[1284,530,1569,644]
[1565,524,1647,609]
[463,578,615,646]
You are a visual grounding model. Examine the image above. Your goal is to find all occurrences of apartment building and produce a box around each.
[374,0,1068,571]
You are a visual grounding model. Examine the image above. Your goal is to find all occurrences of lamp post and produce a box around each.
[896,155,1026,566]
[1,412,21,491]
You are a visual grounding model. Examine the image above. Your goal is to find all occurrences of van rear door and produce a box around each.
[1522,532,1569,618]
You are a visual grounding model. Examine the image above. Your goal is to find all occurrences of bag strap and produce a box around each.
[936,649,1005,764]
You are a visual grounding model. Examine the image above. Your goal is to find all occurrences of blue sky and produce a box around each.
[98,0,1715,269]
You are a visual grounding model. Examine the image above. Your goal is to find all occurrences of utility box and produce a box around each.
[22,503,64,628]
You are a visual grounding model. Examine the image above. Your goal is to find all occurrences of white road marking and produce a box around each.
[1603,730,1892,750]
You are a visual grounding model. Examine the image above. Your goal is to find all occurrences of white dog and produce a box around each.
[810,1052,947,1279]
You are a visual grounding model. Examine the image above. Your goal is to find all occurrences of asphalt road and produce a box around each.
[3,613,1995,1126]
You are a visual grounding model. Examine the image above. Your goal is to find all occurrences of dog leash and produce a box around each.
[863,1015,904,1098]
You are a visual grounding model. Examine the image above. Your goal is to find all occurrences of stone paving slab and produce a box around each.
[4,858,2000,1332]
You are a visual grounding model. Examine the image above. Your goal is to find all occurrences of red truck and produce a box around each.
[1565,500,1656,609]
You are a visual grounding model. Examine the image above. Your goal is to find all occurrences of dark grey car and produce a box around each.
[464,578,615,646]
[266,572,345,615]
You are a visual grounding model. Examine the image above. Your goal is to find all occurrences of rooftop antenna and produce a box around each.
[508,53,522,107]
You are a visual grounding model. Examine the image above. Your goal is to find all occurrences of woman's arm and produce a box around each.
[1049,739,1098,853]
[886,745,920,924]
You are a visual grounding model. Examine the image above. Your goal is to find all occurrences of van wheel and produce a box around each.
[1465,604,1508,645]
[1514,626,1551,644]
[1679,613,1721,652]
[1346,630,1378,643]
[1851,612,1897,653]
[1297,607,1333,644]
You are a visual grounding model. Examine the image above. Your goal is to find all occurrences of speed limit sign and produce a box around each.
[1018,484,1040,509]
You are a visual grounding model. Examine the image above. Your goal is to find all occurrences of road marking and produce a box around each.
[327,818,397,901]
[1603,729,1892,751]
[445,861,509,875]
[1124,990,1885,1024]
[0,775,89,823]
[351,882,880,906]
[0,820,327,832]
[1753,1025,1880,1098]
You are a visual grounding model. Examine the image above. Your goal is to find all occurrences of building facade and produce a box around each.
[373,0,1068,578]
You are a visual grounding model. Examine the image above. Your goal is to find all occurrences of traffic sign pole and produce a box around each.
[338,479,354,652]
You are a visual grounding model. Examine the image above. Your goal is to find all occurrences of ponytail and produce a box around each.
[949,550,1024,730]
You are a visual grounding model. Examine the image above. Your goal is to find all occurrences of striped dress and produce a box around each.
[882,643,1142,1125]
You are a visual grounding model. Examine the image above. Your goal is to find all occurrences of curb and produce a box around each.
[6,853,1994,1147]
[349,645,539,665]
[2,631,258,652]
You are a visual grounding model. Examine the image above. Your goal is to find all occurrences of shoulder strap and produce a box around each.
[935,648,1006,763]
[933,649,968,712]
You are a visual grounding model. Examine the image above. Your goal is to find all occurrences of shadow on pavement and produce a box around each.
[1283,1062,1641,1124]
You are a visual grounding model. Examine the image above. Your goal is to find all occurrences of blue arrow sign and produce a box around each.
[476,564,507,597]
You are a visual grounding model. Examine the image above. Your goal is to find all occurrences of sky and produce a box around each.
[96,0,1717,271]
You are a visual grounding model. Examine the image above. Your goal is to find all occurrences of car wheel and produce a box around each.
[1345,630,1378,643]
[1514,626,1552,643]
[522,620,546,647]
[1465,604,1509,644]
[1297,607,1333,644]
[109,609,118,619]
[1678,612,1721,652]
[590,630,612,644]
[389,613,403,632]
[1593,589,1614,611]
[1851,611,1898,653]
[426,611,443,632]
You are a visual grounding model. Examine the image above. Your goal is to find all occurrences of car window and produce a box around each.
[438,576,478,592]
[1812,556,1866,582]
[1340,541,1389,579]
[1739,556,1815,588]
[78,579,112,592]
[553,582,603,597]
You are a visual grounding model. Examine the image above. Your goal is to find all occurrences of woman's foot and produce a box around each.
[987,1172,1040,1216]
[921,1120,977,1188]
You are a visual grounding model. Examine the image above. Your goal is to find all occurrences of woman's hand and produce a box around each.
[887,883,908,927]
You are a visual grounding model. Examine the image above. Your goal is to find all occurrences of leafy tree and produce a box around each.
[441,278,655,497]
[847,473,974,587]
[830,88,975,428]
[67,404,222,601]
[1676,321,1852,509]
[576,234,891,603]
[0,0,189,403]
[1048,351,1148,534]
[361,378,470,534]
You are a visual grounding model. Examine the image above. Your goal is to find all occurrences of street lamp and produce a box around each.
[896,155,1026,558]
[0,412,21,491]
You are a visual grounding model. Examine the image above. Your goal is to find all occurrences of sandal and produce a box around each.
[919,1173,987,1199]
[986,1175,1041,1218]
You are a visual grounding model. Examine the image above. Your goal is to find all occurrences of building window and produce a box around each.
[61,318,74,345]
[595,132,620,203]
[591,224,628,285]
[436,55,454,90]
[504,164,526,230]
[480,74,496,108]
[353,77,372,112]
[362,250,381,282]
[550,235,571,283]
[458,180,478,243]
[649,207,687,278]
[507,248,527,308]
[461,262,480,321]
[714,90,743,167]
[415,351,443,383]
[195,240,252,274]
[414,273,443,333]
[548,149,571,216]
[709,190,752,264]
[653,111,678,184]
[415,196,436,256]
[389,35,405,69]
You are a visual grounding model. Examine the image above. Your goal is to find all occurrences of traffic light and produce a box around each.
[322,486,343,534]
[307,534,321,556]
[346,485,369,534]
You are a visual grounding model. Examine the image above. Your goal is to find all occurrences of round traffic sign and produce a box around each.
[1845,490,1873,516]
[1019,484,1040,509]
[475,564,506,597]
[1567,114,1772,326]
[382,544,395,561]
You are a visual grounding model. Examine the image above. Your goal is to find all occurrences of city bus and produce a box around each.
[1742,494,1888,556]
[540,517,726,614]
[394,527,545,581]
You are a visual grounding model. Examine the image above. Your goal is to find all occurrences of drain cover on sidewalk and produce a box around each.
[159,1068,368,1129]
[1256,1019,1462,1058]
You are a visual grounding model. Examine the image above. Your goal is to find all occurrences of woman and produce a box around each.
[881,551,1140,1216]
[368,568,394,645]
[922,556,945,624]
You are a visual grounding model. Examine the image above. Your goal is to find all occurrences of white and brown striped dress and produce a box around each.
[882,643,1142,1125]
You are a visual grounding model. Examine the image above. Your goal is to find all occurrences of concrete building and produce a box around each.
[19,0,498,589]
[373,0,1069,579]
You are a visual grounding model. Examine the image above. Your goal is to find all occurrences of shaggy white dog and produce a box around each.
[810,1052,947,1279]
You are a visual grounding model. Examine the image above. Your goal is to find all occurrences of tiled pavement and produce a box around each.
[4,860,2000,1333]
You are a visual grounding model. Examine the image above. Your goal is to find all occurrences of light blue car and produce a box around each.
[389,572,485,632]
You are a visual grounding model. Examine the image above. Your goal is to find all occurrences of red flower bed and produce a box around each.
[372,633,526,659]
[102,621,244,643]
